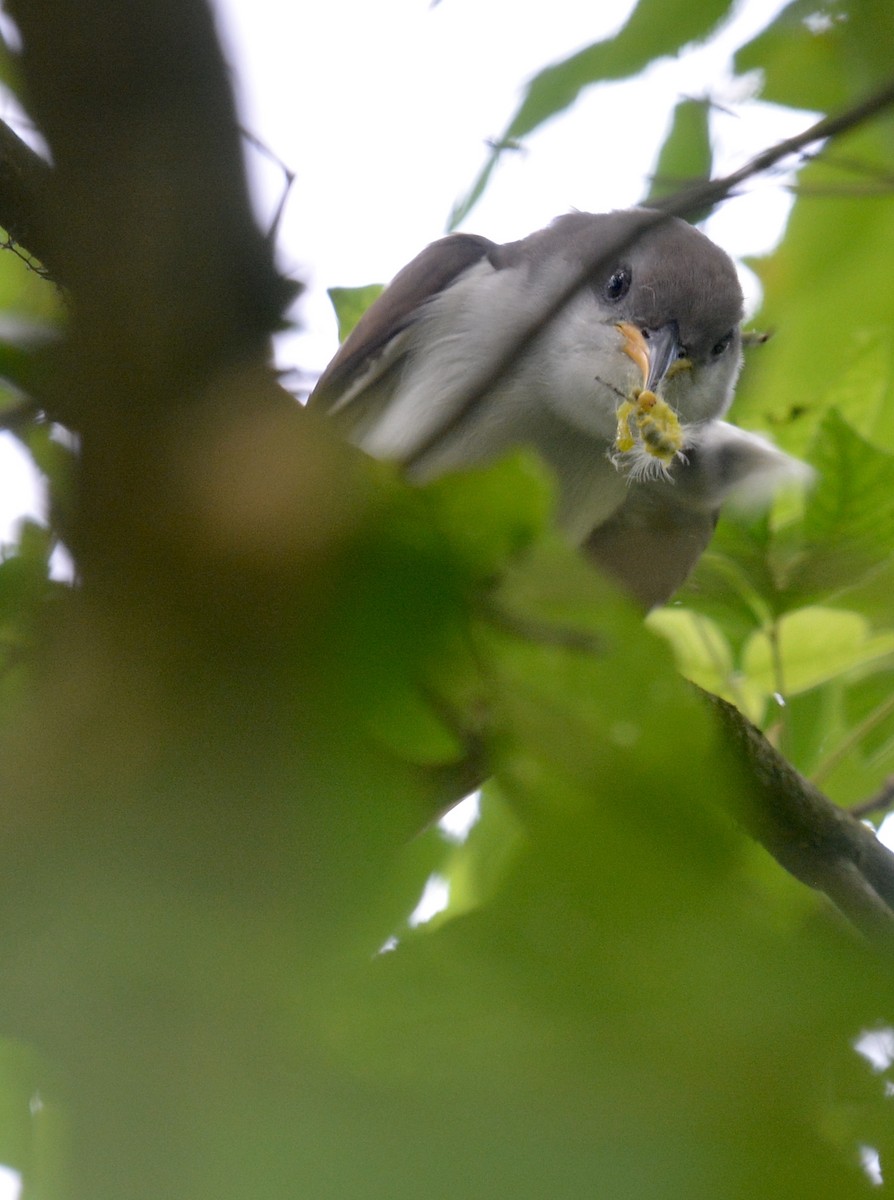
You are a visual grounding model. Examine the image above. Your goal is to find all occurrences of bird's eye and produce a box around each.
[604,267,631,302]
[712,330,734,357]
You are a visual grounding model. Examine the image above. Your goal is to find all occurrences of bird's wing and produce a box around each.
[308,233,498,437]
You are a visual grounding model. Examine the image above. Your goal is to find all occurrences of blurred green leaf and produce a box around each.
[450,0,736,227]
[422,451,554,579]
[743,606,894,695]
[789,411,894,613]
[327,283,384,342]
[736,0,894,113]
[644,96,714,212]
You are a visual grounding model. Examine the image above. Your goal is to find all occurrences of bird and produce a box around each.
[309,209,808,608]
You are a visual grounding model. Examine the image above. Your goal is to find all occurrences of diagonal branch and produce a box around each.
[650,77,894,218]
[705,690,894,948]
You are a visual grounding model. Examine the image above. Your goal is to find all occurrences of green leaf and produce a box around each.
[507,0,735,142]
[732,131,894,460]
[735,0,894,113]
[365,682,467,766]
[742,606,894,695]
[803,411,894,545]
[327,283,384,342]
[786,411,894,612]
[421,451,554,580]
[644,96,714,212]
[450,0,736,227]
[646,607,767,721]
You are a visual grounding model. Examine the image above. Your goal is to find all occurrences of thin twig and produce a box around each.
[851,776,894,821]
[812,691,894,786]
[0,118,55,277]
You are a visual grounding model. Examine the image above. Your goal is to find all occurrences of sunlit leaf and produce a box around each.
[647,606,767,720]
[742,606,894,695]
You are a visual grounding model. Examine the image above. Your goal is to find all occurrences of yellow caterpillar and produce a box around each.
[613,389,685,481]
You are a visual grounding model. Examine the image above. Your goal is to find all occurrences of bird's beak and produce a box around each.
[616,322,687,394]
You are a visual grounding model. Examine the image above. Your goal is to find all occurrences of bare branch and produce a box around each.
[651,77,894,218]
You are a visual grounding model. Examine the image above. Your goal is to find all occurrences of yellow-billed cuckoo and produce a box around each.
[309,209,808,608]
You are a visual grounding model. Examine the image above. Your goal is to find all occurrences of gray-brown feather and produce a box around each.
[309,233,496,413]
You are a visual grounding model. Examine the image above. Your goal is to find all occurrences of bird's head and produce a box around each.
[503,210,744,445]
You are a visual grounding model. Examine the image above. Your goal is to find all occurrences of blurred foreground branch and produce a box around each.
[0,116,55,275]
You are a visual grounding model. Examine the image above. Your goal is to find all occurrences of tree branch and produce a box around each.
[0,118,55,277]
[651,77,894,218]
[3,0,300,581]
[5,0,292,400]
[704,690,894,948]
